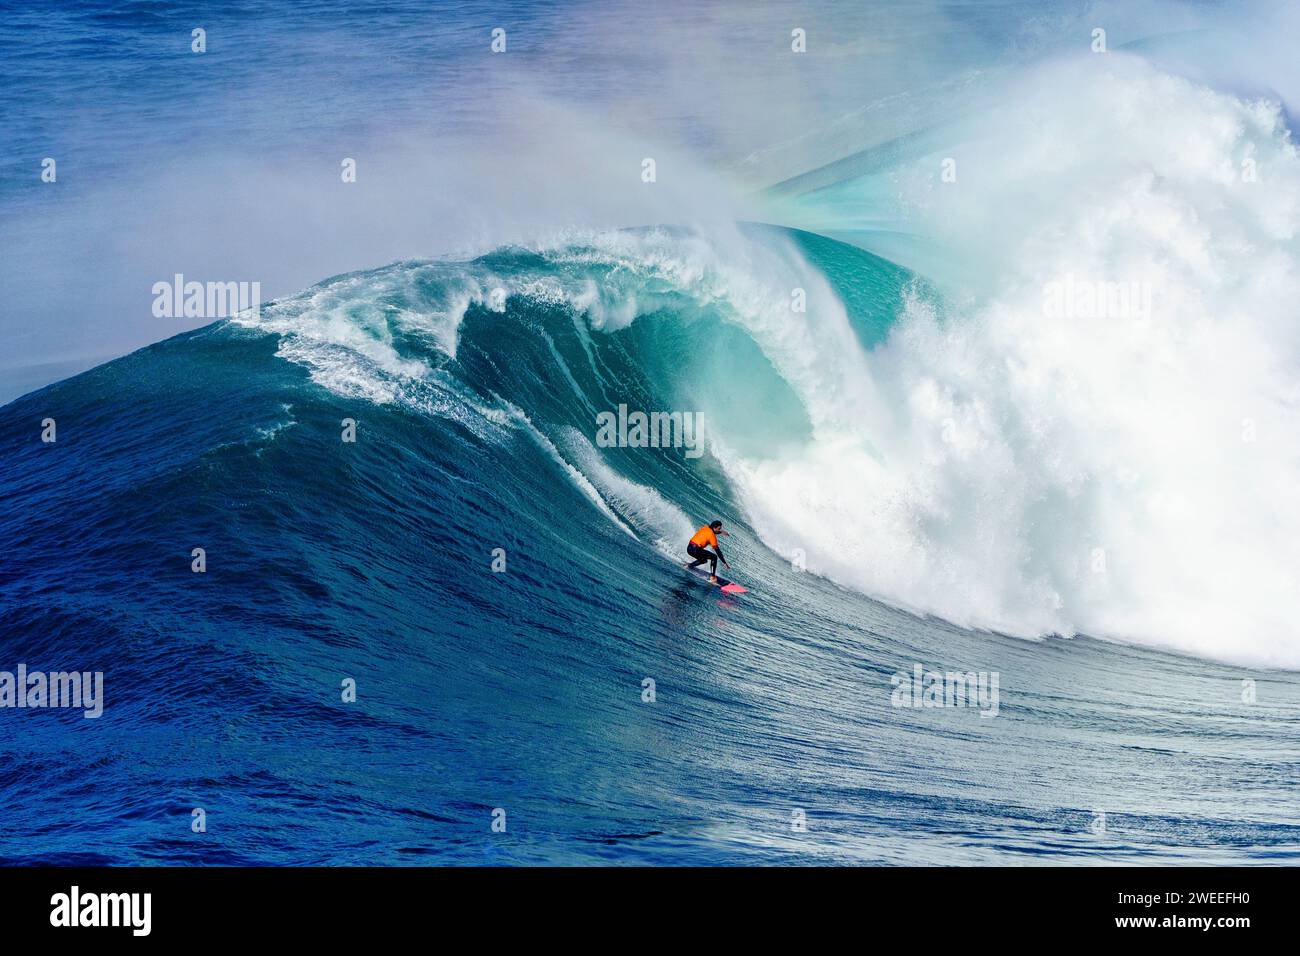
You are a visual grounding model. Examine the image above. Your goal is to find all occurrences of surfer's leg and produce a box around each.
[686,544,709,569]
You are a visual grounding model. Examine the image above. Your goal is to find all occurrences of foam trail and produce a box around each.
[561,428,695,556]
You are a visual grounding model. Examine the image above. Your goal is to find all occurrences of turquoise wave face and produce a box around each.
[3,226,1299,864]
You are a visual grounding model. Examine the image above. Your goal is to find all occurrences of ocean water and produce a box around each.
[3,1,1300,865]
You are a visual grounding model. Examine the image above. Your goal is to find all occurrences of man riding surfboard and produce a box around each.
[686,520,730,583]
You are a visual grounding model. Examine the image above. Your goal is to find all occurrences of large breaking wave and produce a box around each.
[238,56,1300,672]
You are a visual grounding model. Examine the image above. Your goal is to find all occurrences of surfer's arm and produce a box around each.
[715,544,729,567]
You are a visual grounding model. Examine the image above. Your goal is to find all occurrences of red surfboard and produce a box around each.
[686,565,749,594]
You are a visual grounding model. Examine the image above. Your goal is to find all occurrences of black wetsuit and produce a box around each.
[687,542,721,574]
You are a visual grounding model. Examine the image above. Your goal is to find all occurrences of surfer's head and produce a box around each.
[710,520,723,531]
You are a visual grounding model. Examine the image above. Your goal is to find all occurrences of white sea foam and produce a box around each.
[506,408,637,540]
[561,428,695,556]
[726,57,1300,668]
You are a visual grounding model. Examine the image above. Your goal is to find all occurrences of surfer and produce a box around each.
[686,521,730,583]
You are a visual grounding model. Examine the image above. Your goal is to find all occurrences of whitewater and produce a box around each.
[759,55,1300,668]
